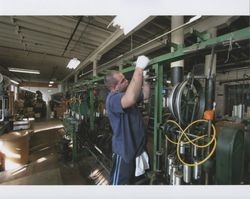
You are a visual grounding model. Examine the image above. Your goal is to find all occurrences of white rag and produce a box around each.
[135,151,150,177]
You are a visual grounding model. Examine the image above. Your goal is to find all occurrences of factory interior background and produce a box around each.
[0,3,249,197]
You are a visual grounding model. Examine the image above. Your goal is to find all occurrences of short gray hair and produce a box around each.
[104,70,120,90]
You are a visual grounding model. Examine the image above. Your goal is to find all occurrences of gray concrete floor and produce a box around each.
[0,119,108,185]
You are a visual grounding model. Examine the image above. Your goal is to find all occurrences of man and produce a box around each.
[104,55,150,185]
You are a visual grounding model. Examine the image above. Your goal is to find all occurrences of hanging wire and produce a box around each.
[224,36,233,63]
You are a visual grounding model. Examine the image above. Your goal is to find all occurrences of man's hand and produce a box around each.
[136,55,150,70]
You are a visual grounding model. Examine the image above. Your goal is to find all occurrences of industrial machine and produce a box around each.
[62,26,250,185]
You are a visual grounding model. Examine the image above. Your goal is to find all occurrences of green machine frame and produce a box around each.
[67,27,250,172]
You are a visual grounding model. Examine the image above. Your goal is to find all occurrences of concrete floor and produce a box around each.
[0,119,108,185]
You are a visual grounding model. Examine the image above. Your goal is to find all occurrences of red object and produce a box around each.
[204,110,215,120]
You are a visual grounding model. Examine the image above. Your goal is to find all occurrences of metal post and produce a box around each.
[72,120,78,162]
[153,63,163,172]
[89,89,95,131]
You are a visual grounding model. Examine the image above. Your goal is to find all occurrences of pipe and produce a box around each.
[62,16,83,56]
[205,78,215,110]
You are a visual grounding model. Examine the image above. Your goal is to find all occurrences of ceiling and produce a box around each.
[0,16,249,85]
[0,16,116,83]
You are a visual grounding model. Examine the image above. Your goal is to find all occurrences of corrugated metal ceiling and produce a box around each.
[0,16,116,82]
[0,16,249,84]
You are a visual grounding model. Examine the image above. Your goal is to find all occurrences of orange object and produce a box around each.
[203,110,215,120]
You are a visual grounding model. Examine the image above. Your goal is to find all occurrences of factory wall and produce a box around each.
[215,67,250,117]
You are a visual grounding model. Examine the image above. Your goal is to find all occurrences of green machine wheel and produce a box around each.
[216,126,244,184]
[245,124,250,163]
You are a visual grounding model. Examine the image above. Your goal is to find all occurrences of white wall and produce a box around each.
[19,85,61,104]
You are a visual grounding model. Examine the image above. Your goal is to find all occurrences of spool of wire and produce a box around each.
[168,154,175,176]
[173,171,183,185]
[193,145,198,157]
[183,164,191,184]
[193,160,201,180]
[180,141,185,155]
[171,164,178,185]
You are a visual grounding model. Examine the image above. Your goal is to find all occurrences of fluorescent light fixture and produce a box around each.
[10,79,19,85]
[8,67,40,74]
[66,58,80,69]
[108,15,149,35]
[48,84,52,87]
[49,81,54,84]
[187,15,202,24]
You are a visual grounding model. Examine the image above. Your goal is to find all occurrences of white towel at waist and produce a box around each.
[135,151,150,177]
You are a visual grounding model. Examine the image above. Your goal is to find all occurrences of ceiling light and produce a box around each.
[10,79,19,85]
[8,67,40,74]
[48,84,52,87]
[187,15,202,24]
[108,15,149,35]
[66,58,80,69]
[49,81,54,84]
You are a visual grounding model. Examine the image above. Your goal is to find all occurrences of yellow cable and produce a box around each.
[165,134,207,145]
[164,120,209,145]
[177,136,216,167]
[164,119,217,167]
[182,120,216,148]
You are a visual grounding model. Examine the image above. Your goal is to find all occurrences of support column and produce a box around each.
[93,59,97,77]
[171,16,184,86]
[92,55,102,77]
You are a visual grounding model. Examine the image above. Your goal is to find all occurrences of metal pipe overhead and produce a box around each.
[62,16,83,56]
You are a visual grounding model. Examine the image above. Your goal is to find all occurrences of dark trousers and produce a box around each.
[110,153,135,185]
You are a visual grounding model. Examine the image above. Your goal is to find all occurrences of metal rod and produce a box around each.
[62,16,83,56]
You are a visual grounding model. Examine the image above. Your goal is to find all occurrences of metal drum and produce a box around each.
[0,131,30,170]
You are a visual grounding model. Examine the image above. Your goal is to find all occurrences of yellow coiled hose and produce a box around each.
[164,119,216,167]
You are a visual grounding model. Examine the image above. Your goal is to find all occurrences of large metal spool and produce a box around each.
[168,79,205,125]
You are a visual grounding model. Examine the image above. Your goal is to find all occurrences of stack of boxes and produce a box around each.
[54,100,67,119]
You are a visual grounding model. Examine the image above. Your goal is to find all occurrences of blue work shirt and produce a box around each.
[106,91,145,163]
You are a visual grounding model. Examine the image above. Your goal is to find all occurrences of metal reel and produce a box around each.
[168,79,205,125]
